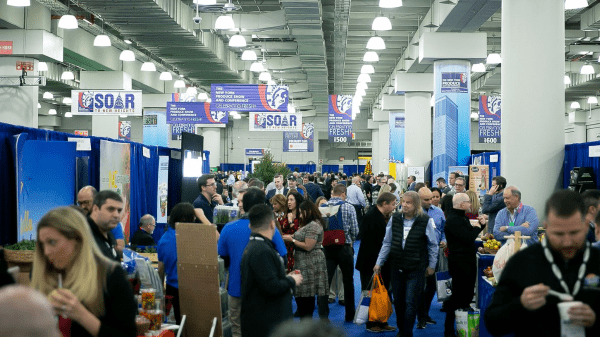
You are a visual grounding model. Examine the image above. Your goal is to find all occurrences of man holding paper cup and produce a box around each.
[485,190,600,336]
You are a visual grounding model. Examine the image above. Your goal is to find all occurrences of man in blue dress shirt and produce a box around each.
[493,186,539,246]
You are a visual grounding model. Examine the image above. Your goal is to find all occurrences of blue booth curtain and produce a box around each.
[564,141,600,189]
[286,164,316,173]
[322,165,339,174]
[221,163,245,172]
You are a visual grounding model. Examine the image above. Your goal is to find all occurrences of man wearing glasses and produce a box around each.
[443,193,486,337]
[453,176,467,194]
[77,185,97,216]
[193,174,224,223]
[131,214,156,247]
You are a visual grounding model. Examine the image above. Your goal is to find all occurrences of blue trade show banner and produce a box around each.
[389,112,405,163]
[249,112,301,131]
[245,148,265,156]
[172,93,197,102]
[211,84,289,112]
[328,94,353,143]
[11,134,76,241]
[478,95,501,144]
[283,123,314,152]
[166,102,228,124]
[432,60,471,181]
[143,110,169,147]
[71,90,143,116]
[171,123,196,141]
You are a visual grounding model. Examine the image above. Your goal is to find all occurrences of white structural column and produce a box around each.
[199,127,222,169]
[378,122,390,174]
[405,92,432,168]
[80,71,132,139]
[501,0,564,214]
[371,127,380,174]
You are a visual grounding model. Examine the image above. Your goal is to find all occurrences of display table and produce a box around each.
[476,253,514,337]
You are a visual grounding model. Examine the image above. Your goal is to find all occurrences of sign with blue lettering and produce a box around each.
[166,102,228,124]
[283,123,314,152]
[478,95,501,144]
[328,94,353,143]
[441,72,468,93]
[71,90,142,115]
[249,112,302,131]
[245,148,265,156]
[389,112,405,163]
[211,84,289,112]
[172,123,196,141]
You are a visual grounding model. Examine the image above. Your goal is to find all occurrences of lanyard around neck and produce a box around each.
[541,236,590,297]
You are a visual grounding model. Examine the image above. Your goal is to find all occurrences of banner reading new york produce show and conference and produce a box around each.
[478,95,501,144]
[100,140,131,244]
[211,84,289,112]
[328,95,353,143]
[166,102,228,124]
[283,123,314,152]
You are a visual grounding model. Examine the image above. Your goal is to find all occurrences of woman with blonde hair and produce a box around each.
[270,193,288,232]
[465,190,481,219]
[31,206,137,337]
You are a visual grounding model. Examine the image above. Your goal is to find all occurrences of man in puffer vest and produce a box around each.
[374,191,439,337]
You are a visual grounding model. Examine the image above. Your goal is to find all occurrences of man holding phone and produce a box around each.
[193,174,224,223]
[482,176,507,232]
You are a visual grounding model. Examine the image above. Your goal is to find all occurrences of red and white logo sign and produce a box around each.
[0,41,13,55]
[74,130,89,136]
[16,61,33,71]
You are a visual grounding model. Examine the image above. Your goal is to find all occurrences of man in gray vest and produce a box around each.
[374,191,439,337]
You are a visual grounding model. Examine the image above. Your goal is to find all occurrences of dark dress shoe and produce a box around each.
[338,300,345,306]
[416,321,427,329]
[426,317,437,324]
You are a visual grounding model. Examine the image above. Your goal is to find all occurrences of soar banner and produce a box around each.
[211,84,289,112]
[71,90,142,116]
[478,95,501,144]
[389,112,405,163]
[283,123,314,152]
[249,112,301,131]
[100,140,131,244]
[328,95,353,142]
[166,102,228,124]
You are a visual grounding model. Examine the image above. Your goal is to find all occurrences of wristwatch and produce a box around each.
[292,238,296,244]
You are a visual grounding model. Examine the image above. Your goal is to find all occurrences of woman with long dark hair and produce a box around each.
[283,201,328,319]
[281,190,304,272]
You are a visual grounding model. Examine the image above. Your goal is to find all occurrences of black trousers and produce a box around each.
[444,257,476,334]
[166,284,181,325]
[296,296,316,318]
[323,244,356,320]
[417,273,436,322]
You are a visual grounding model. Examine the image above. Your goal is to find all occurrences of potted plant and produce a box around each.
[3,239,36,264]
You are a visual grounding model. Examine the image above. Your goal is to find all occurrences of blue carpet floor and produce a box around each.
[292,240,445,336]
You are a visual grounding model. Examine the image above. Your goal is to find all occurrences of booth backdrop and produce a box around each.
[564,141,600,189]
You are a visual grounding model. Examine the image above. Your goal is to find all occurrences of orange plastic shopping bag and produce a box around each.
[368,273,393,323]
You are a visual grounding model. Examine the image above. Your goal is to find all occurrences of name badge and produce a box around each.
[404,227,410,241]
[509,221,514,227]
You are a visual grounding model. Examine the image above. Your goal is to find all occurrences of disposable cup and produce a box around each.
[558,301,582,322]
[557,301,585,337]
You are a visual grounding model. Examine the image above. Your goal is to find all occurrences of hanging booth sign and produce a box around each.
[118,121,131,140]
[211,84,289,112]
[172,93,197,102]
[172,123,196,140]
[441,72,468,93]
[283,123,314,152]
[74,130,88,136]
[408,166,425,183]
[71,90,142,116]
[328,95,353,143]
[469,165,489,195]
[478,95,501,144]
[166,102,228,124]
[249,112,301,131]
[245,148,265,156]
[0,41,13,55]
[389,111,405,163]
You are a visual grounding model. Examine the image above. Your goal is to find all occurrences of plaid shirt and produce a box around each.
[327,197,359,245]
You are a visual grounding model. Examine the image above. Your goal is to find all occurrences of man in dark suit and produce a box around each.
[355,192,398,333]
[131,214,156,247]
[304,174,324,202]
[265,174,288,202]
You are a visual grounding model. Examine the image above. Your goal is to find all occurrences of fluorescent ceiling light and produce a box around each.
[258,72,271,81]
[357,82,368,90]
[64,112,73,118]
[186,87,198,96]
[48,109,57,115]
[198,92,209,101]
[242,50,257,61]
[564,75,571,85]
[215,15,235,30]
[379,0,402,8]
[7,0,31,6]
[288,105,296,113]
[356,88,367,96]
[119,50,135,61]
[366,36,386,50]
[38,62,48,72]
[486,53,502,65]
[43,92,53,99]
[357,73,372,83]
[61,71,74,80]
[250,61,265,72]
[588,97,598,104]
[93,35,111,47]
[565,0,589,10]
[159,72,173,81]
[363,51,379,62]
[361,65,375,74]
[233,113,241,119]
[229,34,247,48]
[372,16,392,31]
[174,80,186,88]
[141,62,157,72]
[471,63,486,72]
[62,97,72,104]
[581,64,595,74]
[124,39,132,44]
[58,15,78,29]
[571,101,581,109]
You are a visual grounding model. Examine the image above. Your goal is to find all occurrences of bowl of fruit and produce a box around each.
[482,234,501,254]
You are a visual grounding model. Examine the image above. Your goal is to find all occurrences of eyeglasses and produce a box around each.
[455,183,465,187]
[206,183,217,187]
[77,200,91,206]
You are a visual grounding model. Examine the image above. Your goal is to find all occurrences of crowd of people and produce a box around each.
[2,168,600,337]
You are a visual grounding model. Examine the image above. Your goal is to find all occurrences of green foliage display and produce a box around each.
[248,150,291,185]
[5,240,36,250]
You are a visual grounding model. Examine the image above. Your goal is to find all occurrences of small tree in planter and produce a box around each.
[249,150,291,185]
